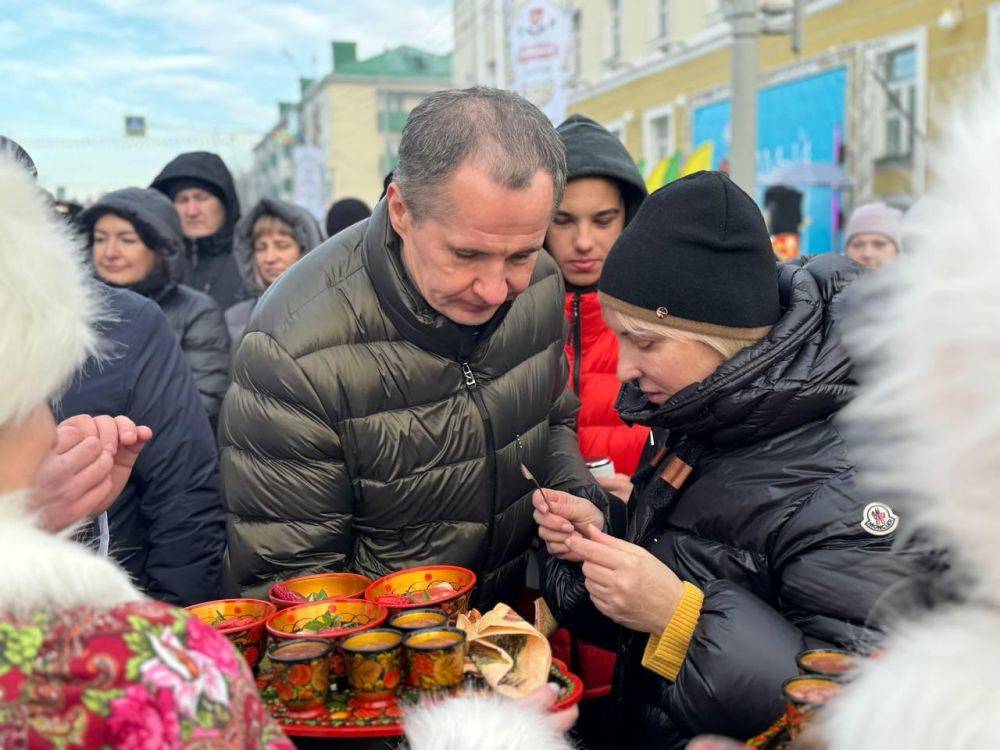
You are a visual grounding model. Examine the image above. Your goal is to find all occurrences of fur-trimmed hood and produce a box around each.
[402,692,573,750]
[823,82,1000,748]
[78,187,188,286]
[0,146,102,428]
[233,198,323,296]
[0,494,142,618]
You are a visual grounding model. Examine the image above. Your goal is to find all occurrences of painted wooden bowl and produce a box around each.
[364,565,476,623]
[269,572,372,609]
[186,598,276,670]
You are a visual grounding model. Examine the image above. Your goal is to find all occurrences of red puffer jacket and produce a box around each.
[556,289,650,700]
[565,289,650,475]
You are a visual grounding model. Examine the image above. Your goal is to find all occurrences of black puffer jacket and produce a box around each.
[543,255,920,747]
[150,151,245,311]
[224,198,324,345]
[80,188,231,423]
[220,199,602,604]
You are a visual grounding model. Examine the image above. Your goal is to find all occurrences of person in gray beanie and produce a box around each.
[844,201,904,271]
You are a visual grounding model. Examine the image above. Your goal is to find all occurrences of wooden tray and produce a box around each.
[259,658,583,739]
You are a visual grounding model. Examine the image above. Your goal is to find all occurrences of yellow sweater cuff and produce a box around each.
[641,581,705,682]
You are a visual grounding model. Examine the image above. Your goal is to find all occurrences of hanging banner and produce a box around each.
[508,0,572,125]
[692,67,847,254]
[292,145,327,222]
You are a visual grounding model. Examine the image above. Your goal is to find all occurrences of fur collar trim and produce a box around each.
[0,493,142,619]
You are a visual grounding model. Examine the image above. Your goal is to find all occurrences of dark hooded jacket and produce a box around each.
[80,188,230,424]
[542,255,921,747]
[57,286,225,606]
[219,199,604,604]
[554,114,651,476]
[224,198,324,345]
[150,151,245,311]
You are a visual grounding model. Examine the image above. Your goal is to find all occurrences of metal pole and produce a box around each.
[475,0,488,85]
[728,0,758,196]
[494,0,506,88]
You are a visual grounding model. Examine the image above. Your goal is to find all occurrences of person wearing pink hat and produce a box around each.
[843,201,904,271]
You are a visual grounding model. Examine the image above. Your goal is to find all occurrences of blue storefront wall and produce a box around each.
[692,66,847,255]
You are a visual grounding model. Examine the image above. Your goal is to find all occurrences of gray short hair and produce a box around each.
[393,87,566,222]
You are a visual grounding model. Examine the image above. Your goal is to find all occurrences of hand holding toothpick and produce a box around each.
[565,524,685,636]
[531,488,605,563]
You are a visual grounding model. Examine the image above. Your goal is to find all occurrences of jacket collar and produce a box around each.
[187,225,234,260]
[362,199,514,362]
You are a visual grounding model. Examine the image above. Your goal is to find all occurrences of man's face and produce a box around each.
[173,187,226,239]
[387,161,554,326]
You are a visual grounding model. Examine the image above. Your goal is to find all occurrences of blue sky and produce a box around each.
[1,1,452,199]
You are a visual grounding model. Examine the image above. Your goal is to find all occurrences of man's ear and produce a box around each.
[386,182,411,240]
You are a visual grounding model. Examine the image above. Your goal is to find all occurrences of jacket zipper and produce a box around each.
[461,362,497,575]
[571,292,582,395]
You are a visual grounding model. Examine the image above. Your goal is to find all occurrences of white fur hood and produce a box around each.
[0,494,141,619]
[0,146,102,430]
[824,81,1000,749]
[403,691,574,750]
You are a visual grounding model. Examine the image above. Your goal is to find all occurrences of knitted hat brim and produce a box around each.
[599,291,772,341]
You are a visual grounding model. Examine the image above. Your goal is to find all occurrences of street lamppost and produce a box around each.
[727,0,804,197]
[728,0,759,196]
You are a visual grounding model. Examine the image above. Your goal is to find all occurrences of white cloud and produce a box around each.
[5,0,454,197]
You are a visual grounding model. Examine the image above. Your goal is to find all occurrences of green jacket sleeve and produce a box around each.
[219,330,354,599]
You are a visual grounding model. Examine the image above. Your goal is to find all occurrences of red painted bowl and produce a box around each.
[268,572,372,609]
[186,598,276,670]
[364,565,476,623]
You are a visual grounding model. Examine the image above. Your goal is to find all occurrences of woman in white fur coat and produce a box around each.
[819,82,1000,749]
[0,146,293,749]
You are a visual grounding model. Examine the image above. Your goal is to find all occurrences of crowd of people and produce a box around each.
[2,79,988,750]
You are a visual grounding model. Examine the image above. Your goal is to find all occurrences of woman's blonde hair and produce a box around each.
[251,214,295,243]
[605,306,765,362]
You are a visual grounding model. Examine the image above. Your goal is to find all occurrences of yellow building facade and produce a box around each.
[569,0,1000,208]
[298,43,451,208]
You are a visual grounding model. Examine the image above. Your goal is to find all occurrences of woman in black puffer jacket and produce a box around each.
[536,172,922,748]
[81,188,230,425]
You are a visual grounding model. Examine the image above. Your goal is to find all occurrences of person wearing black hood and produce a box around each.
[543,115,651,735]
[150,151,246,310]
[226,198,324,345]
[536,172,919,747]
[548,114,651,488]
[79,188,231,425]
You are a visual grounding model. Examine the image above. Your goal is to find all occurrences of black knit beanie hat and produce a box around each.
[599,170,780,341]
[326,197,371,237]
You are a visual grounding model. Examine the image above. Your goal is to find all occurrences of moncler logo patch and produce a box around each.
[860,502,899,536]
[656,306,668,319]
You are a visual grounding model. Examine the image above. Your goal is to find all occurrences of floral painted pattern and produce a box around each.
[0,601,293,749]
[257,661,579,738]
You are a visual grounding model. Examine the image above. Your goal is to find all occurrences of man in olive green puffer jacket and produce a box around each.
[219,88,603,606]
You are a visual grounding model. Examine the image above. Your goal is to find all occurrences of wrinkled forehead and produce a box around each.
[427,163,554,249]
